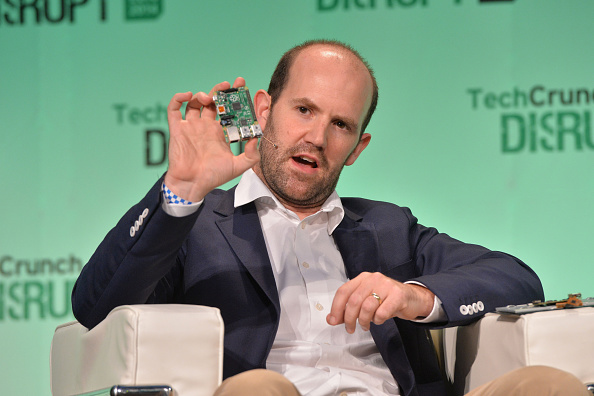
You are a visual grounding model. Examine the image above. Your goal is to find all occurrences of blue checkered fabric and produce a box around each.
[162,183,193,205]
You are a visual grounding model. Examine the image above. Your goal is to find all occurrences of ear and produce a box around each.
[253,89,272,130]
[345,133,371,166]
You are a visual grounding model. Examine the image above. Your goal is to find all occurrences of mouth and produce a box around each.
[292,155,318,169]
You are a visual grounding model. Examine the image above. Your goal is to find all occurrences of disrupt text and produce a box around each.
[501,111,594,153]
[0,279,75,320]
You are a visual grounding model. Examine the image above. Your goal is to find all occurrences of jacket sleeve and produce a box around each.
[71,177,200,329]
[402,207,545,327]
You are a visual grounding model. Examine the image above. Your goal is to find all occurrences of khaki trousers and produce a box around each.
[213,366,591,396]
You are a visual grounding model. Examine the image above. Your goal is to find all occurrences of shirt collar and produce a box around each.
[235,169,345,234]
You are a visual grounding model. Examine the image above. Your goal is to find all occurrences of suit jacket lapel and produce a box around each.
[333,206,381,278]
[213,189,280,313]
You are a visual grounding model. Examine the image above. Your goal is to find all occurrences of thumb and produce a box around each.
[232,138,261,174]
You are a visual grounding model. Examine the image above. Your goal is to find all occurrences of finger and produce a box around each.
[200,81,231,119]
[232,76,246,88]
[330,274,375,334]
[231,138,260,176]
[168,91,193,131]
[242,137,260,163]
[207,80,231,97]
[185,91,215,119]
[358,295,381,331]
[327,276,361,327]
[343,283,375,333]
[372,297,392,325]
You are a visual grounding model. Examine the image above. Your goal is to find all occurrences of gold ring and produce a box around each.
[371,292,382,305]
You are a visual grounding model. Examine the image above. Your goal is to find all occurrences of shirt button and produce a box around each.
[315,303,324,311]
[300,222,306,229]
[302,262,310,268]
[340,392,348,396]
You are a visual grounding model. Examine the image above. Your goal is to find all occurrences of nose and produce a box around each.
[303,120,328,148]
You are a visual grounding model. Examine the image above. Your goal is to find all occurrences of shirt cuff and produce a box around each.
[161,183,203,217]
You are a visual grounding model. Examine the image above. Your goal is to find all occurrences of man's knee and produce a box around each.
[467,365,591,396]
[213,369,301,396]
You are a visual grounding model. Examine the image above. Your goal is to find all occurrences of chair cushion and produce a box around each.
[50,304,224,396]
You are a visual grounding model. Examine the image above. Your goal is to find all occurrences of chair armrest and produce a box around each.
[50,304,224,396]
[443,308,594,395]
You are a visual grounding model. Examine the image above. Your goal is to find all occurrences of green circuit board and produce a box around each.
[213,87,262,143]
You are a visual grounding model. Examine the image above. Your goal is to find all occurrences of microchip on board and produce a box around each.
[213,87,263,143]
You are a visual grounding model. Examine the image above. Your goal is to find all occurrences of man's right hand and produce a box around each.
[163,77,261,203]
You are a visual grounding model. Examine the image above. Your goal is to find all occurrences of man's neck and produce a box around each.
[279,201,323,221]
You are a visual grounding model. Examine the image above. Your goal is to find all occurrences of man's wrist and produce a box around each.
[405,281,446,323]
[411,284,436,318]
[161,182,203,217]
[162,183,194,205]
[162,175,208,204]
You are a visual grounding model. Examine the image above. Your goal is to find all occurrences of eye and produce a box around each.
[334,120,350,131]
[297,106,309,114]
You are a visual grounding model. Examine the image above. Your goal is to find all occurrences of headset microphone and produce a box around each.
[261,136,278,149]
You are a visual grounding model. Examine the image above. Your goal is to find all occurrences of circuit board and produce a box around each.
[496,295,594,315]
[213,87,262,143]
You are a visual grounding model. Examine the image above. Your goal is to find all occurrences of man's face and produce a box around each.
[254,46,372,211]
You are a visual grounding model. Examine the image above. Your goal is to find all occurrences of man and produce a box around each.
[72,40,587,396]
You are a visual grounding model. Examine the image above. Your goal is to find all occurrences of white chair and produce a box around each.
[50,305,224,396]
[442,308,594,395]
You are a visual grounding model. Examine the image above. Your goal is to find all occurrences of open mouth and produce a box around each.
[293,156,318,168]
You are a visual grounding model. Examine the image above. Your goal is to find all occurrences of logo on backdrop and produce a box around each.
[113,102,169,166]
[317,0,514,12]
[0,0,162,26]
[467,85,594,153]
[0,254,82,321]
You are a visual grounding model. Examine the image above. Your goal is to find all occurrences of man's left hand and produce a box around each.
[326,272,435,333]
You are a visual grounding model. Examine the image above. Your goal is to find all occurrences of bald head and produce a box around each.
[267,40,378,134]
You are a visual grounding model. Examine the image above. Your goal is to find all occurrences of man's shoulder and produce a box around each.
[341,197,413,223]
[341,196,401,210]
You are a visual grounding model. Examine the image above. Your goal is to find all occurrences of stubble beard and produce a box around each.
[256,109,346,210]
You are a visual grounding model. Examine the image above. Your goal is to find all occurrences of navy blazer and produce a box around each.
[73,177,544,396]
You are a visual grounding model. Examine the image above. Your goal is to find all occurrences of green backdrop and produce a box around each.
[1,0,593,394]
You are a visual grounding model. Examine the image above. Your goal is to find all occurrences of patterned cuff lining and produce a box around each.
[162,183,193,205]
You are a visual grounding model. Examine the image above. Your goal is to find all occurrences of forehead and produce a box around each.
[282,46,373,126]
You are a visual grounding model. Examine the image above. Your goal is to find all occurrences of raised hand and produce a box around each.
[163,77,260,202]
